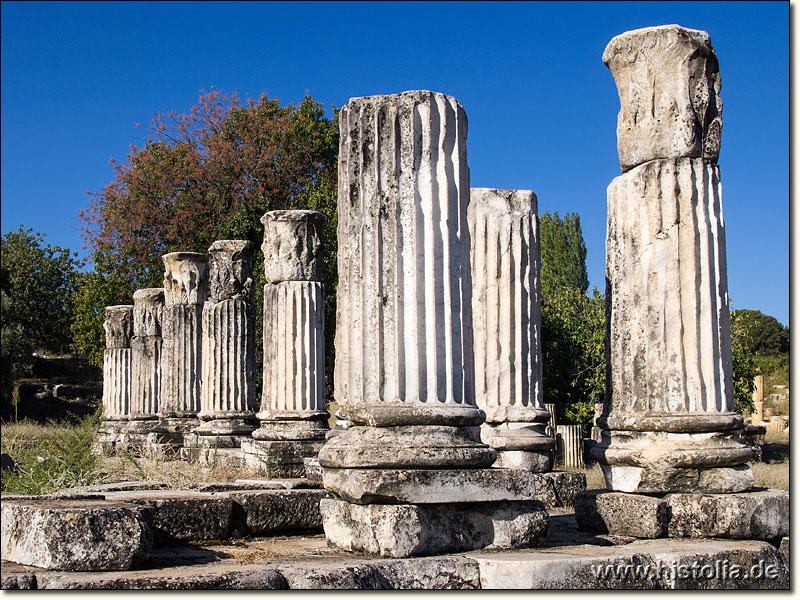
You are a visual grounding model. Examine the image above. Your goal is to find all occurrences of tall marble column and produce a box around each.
[469,187,554,471]
[318,91,548,558]
[152,252,208,445]
[242,211,328,476]
[195,240,258,445]
[98,305,134,447]
[125,288,164,441]
[590,25,753,494]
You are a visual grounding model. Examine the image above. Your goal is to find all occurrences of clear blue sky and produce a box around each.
[1,1,789,326]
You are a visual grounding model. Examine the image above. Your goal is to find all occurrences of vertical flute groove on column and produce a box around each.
[334,91,476,424]
[261,281,325,416]
[200,298,256,416]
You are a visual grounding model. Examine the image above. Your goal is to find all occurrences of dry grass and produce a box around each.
[98,452,264,488]
[750,460,789,490]
[578,463,607,489]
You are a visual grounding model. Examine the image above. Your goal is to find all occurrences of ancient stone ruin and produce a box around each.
[1,24,788,590]
[243,210,329,476]
[195,239,258,446]
[578,24,786,540]
[124,288,164,444]
[469,187,555,471]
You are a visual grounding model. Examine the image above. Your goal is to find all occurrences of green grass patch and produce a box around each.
[1,411,104,495]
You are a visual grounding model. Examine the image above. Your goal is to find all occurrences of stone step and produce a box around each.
[2,487,330,571]
[2,535,788,589]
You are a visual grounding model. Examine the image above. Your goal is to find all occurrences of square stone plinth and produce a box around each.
[321,497,548,558]
[574,489,789,541]
[322,467,539,504]
[241,439,324,478]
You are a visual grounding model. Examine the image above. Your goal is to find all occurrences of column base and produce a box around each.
[195,416,258,437]
[493,450,553,471]
[321,497,548,558]
[600,464,754,494]
[96,419,128,451]
[251,417,329,442]
[319,425,496,469]
[590,428,754,493]
[575,489,789,541]
[240,438,325,478]
[321,467,539,505]
[148,417,200,446]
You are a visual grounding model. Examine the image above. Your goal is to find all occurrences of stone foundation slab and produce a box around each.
[575,489,789,541]
[321,497,548,558]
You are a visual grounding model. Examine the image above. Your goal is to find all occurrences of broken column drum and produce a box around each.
[468,187,554,471]
[318,90,548,558]
[245,211,328,476]
[591,25,753,494]
[100,305,134,436]
[154,252,209,441]
[195,240,258,442]
[126,288,164,437]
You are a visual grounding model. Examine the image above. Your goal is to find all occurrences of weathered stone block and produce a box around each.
[531,471,587,508]
[778,536,788,562]
[1,500,152,571]
[322,467,540,504]
[603,24,722,171]
[36,565,287,590]
[321,497,548,558]
[224,489,327,536]
[276,557,480,589]
[101,491,233,544]
[665,490,789,540]
[574,490,668,538]
[241,438,325,478]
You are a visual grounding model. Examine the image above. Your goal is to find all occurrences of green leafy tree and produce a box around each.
[78,90,339,396]
[729,309,759,415]
[729,308,789,416]
[539,211,588,298]
[541,287,606,434]
[71,254,132,367]
[728,309,788,356]
[1,290,34,399]
[0,227,84,356]
[538,210,604,434]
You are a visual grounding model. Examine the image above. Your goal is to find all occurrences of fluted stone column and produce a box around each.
[317,91,548,558]
[469,187,554,471]
[195,240,258,445]
[99,305,134,447]
[590,25,753,494]
[124,288,164,441]
[152,252,208,445]
[242,211,328,476]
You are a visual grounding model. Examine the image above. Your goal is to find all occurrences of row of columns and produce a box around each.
[98,212,329,472]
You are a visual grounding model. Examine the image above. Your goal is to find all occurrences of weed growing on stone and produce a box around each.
[1,411,104,495]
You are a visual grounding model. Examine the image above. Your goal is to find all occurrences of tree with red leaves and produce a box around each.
[73,91,338,394]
